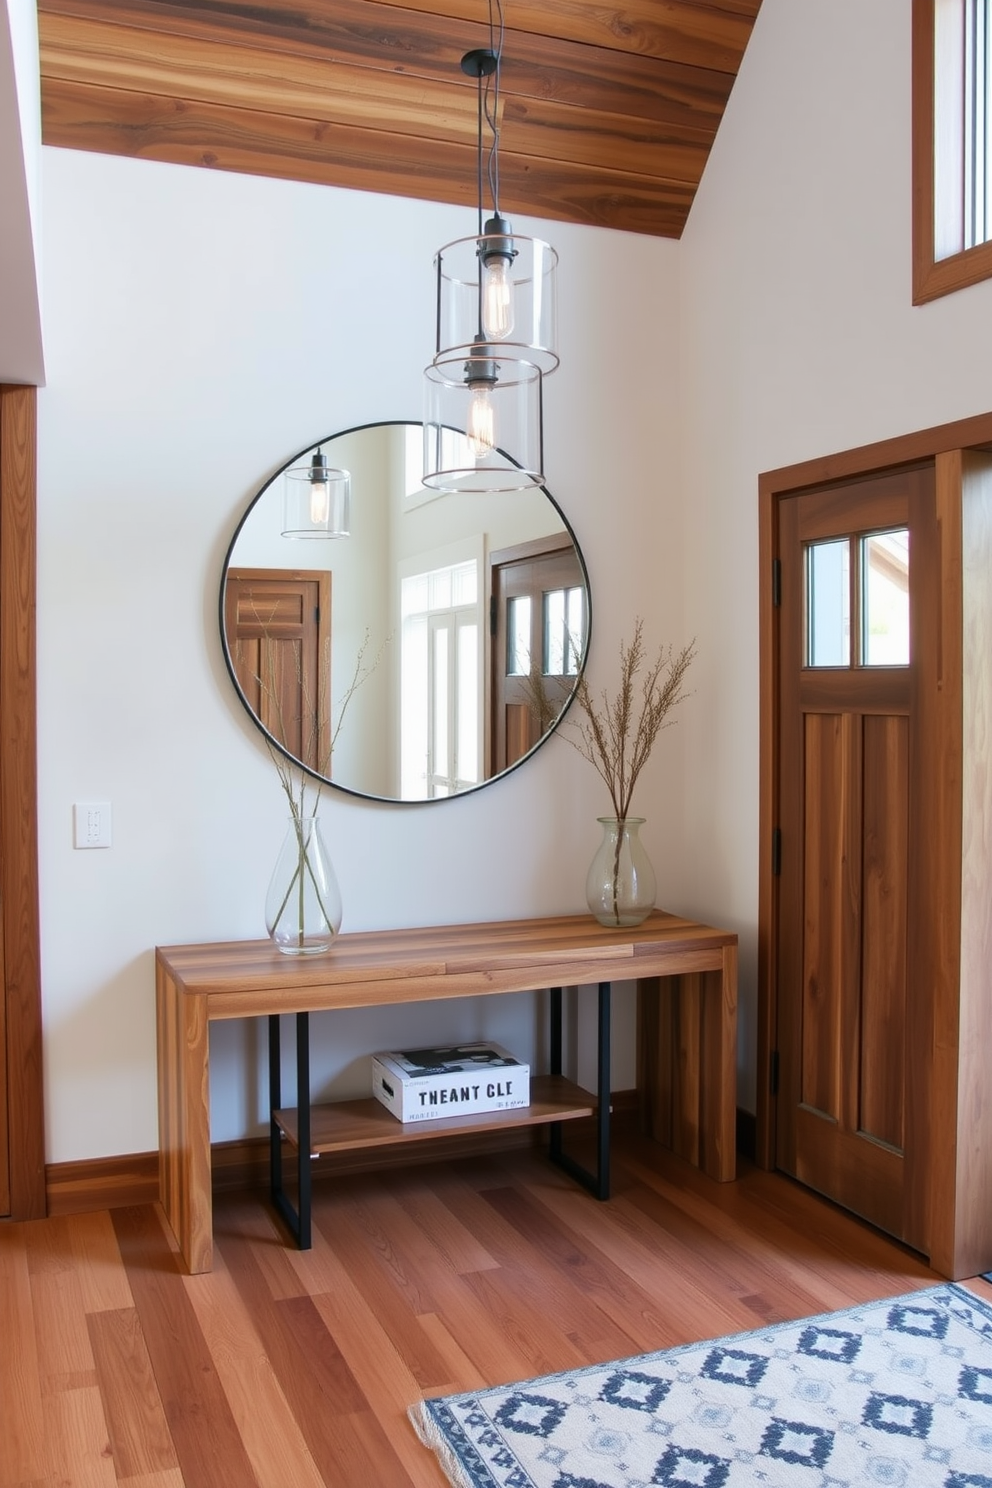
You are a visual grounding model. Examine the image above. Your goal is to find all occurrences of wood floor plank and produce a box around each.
[216,1208,420,1487]
[42,1385,117,1488]
[282,1222,450,1486]
[69,1210,135,1314]
[111,1205,260,1488]
[30,1266,98,1396]
[390,1179,501,1275]
[119,1473,187,1488]
[414,1310,487,1394]
[621,1144,937,1306]
[0,1226,48,1484]
[86,1307,179,1479]
[182,1252,325,1488]
[309,1185,462,1388]
[522,1164,814,1338]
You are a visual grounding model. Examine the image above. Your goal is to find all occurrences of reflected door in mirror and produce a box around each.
[490,537,585,773]
[225,569,331,773]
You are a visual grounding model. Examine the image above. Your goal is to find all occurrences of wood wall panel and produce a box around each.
[860,713,908,1151]
[37,0,763,238]
[0,386,45,1222]
[948,450,992,1278]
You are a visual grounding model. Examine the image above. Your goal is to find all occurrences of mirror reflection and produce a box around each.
[220,422,590,803]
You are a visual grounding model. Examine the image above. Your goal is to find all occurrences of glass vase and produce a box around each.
[585,816,656,928]
[265,814,342,955]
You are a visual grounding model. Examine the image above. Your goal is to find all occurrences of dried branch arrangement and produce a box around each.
[560,619,696,822]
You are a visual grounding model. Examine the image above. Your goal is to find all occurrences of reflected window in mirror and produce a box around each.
[400,555,481,799]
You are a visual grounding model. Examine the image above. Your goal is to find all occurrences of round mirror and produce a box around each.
[220,421,591,803]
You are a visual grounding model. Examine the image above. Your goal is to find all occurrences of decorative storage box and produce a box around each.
[371,1042,530,1124]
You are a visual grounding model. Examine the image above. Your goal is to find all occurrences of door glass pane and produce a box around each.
[806,539,850,667]
[862,529,910,666]
[457,621,479,783]
[507,596,532,676]
[544,588,565,674]
[543,585,586,676]
[433,624,448,776]
[566,586,585,674]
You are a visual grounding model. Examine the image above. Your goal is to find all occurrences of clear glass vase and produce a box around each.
[265,814,342,955]
[585,816,656,928]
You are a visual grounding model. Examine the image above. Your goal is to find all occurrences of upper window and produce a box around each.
[914,0,992,300]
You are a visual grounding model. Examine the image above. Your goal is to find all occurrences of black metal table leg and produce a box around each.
[549,985,563,1164]
[547,980,611,1200]
[269,1013,283,1213]
[295,1011,312,1249]
[268,1010,313,1249]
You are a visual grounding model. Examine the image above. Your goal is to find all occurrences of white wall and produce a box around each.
[678,0,992,1108]
[37,150,684,1160]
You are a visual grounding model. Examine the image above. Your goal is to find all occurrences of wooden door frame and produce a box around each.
[758,408,992,1275]
[0,385,44,1218]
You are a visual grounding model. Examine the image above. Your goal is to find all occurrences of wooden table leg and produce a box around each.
[701,941,738,1182]
[156,962,212,1273]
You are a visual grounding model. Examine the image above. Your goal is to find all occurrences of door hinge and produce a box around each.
[770,1049,780,1097]
[772,827,781,876]
[771,557,781,607]
[490,594,497,637]
[314,605,320,625]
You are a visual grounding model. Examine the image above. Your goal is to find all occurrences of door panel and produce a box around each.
[860,714,908,1150]
[776,466,933,1248]
[225,569,330,774]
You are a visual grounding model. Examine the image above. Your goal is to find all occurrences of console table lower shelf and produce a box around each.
[271,1077,599,1235]
[267,981,612,1248]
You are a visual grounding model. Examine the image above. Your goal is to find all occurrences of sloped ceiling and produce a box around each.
[37,0,762,239]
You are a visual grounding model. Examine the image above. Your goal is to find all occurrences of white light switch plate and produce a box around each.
[73,801,112,848]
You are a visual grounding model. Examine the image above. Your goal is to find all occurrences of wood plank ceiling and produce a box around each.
[37,0,762,239]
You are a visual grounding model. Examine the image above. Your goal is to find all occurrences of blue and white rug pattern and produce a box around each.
[410,1284,992,1488]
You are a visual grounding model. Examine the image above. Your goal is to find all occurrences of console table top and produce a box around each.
[156,910,737,1019]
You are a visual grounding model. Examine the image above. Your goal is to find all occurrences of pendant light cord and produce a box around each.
[483,0,505,218]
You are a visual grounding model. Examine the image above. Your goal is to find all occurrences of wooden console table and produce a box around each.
[156,910,738,1275]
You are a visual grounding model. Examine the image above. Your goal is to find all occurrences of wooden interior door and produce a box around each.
[775,466,936,1252]
[225,569,331,774]
[489,537,585,774]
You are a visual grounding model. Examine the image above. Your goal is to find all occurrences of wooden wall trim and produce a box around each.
[912,0,992,304]
[0,385,44,1220]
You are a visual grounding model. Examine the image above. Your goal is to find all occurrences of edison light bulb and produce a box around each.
[309,477,329,525]
[482,256,514,340]
[467,384,495,457]
[480,214,516,342]
[308,450,330,525]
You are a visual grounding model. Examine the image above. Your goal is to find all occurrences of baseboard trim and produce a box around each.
[46,1089,643,1217]
[46,1151,160,1217]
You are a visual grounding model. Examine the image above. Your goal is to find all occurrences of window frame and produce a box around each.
[913,0,992,302]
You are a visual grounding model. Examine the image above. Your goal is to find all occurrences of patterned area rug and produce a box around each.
[409,1283,992,1488]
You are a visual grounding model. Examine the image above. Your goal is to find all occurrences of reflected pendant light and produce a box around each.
[423,10,559,494]
[282,447,352,538]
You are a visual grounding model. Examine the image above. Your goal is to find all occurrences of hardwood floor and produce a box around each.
[0,1134,949,1487]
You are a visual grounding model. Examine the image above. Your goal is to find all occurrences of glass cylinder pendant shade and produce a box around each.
[434,229,559,373]
[423,353,544,493]
[282,450,351,538]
